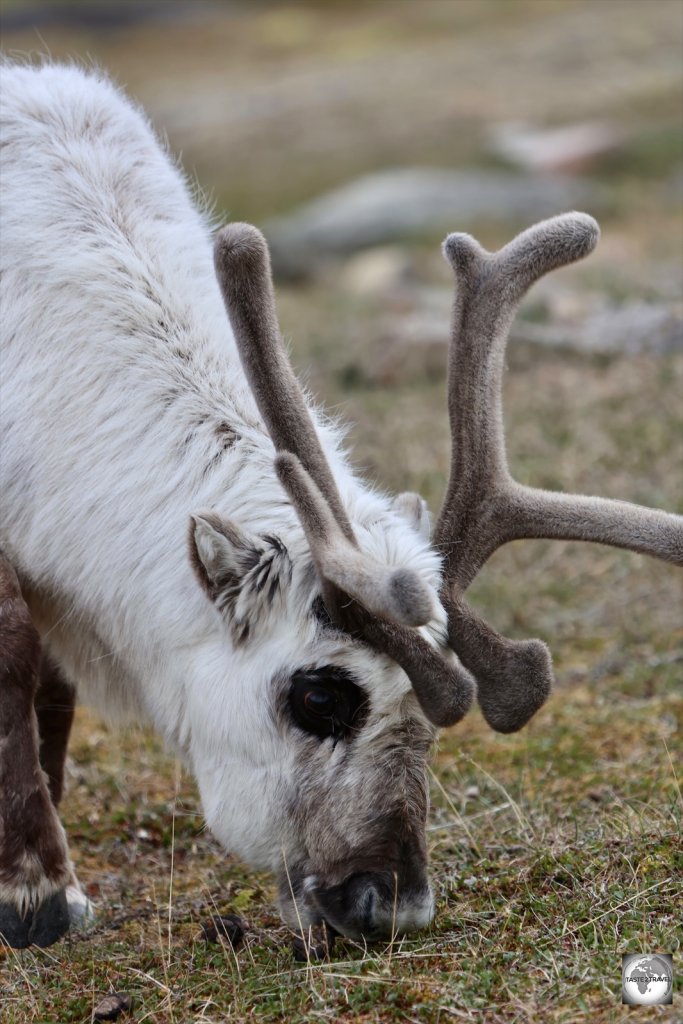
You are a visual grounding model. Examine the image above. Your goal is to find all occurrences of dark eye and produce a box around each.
[289,668,367,741]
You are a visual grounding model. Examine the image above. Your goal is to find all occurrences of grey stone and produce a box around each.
[487,120,624,173]
[514,301,683,356]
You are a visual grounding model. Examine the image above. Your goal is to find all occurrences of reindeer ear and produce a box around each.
[190,512,260,590]
[189,511,291,642]
[393,492,431,540]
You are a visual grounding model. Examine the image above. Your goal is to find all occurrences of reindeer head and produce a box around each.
[188,216,681,941]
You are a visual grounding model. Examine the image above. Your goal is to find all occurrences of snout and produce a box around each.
[306,870,435,941]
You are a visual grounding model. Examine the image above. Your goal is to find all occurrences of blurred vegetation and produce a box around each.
[1,1,681,1021]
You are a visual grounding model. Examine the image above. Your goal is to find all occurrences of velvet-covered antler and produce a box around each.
[214,223,475,728]
[435,212,683,733]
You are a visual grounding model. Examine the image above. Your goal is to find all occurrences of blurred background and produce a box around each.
[1,4,681,1020]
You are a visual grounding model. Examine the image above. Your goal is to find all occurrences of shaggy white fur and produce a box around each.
[0,61,444,935]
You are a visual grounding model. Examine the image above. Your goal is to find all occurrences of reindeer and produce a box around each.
[0,62,680,950]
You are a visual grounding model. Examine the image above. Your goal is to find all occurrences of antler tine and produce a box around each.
[435,212,682,733]
[214,222,354,542]
[442,596,552,734]
[503,487,683,564]
[275,453,435,628]
[361,615,475,729]
[276,453,475,727]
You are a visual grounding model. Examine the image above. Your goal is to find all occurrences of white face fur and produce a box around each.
[188,501,444,939]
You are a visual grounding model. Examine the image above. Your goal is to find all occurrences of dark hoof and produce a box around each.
[0,889,70,949]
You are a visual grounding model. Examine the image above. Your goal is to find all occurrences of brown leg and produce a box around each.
[34,653,94,928]
[35,656,76,807]
[0,555,71,948]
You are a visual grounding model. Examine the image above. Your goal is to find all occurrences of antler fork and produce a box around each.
[435,212,683,733]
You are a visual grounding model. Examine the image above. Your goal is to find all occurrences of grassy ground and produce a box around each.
[2,664,680,1023]
[1,2,682,1021]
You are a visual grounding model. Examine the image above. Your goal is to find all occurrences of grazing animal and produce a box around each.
[0,61,680,949]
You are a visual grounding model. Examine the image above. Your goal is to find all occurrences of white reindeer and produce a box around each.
[0,61,680,950]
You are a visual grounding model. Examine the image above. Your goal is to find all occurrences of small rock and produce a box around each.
[514,300,683,356]
[292,921,336,962]
[579,302,682,356]
[201,913,246,949]
[488,120,624,174]
[340,246,414,296]
[586,786,612,803]
[93,992,132,1021]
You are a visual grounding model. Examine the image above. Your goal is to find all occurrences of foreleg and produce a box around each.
[0,555,71,947]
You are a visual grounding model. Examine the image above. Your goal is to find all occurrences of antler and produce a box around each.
[214,223,475,728]
[435,212,683,733]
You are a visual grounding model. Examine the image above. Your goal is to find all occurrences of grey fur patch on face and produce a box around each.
[272,656,437,939]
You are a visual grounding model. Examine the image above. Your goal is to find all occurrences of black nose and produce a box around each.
[312,870,434,941]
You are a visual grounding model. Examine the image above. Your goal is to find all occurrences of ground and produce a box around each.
[1,2,681,1021]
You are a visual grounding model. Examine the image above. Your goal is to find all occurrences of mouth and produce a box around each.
[305,881,386,942]
[277,872,355,939]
